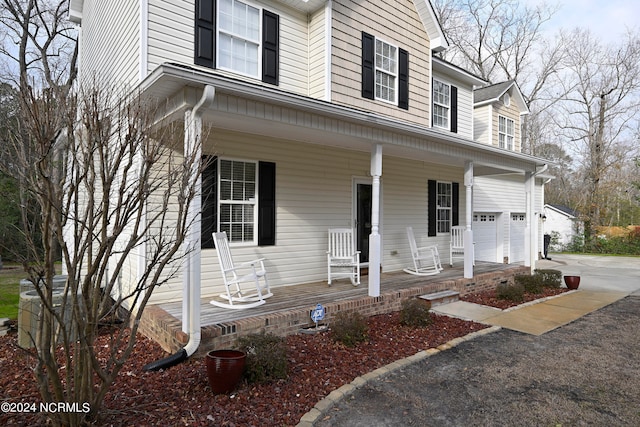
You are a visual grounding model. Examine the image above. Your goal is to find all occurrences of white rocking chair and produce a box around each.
[210,232,273,309]
[327,228,361,286]
[450,225,474,267]
[403,226,443,276]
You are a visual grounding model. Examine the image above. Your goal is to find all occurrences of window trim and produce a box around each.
[433,79,451,130]
[374,37,399,105]
[218,157,259,246]
[498,115,515,150]
[216,0,263,80]
[436,181,452,234]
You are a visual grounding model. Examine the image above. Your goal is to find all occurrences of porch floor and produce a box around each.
[160,262,516,326]
[142,262,529,354]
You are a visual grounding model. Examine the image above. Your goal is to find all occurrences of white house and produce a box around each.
[69,0,550,311]
[543,204,583,251]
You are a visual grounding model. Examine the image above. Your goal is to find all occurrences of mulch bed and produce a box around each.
[0,312,488,426]
[461,287,570,310]
[1,287,569,426]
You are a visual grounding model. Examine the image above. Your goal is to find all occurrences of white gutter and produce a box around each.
[144,85,215,371]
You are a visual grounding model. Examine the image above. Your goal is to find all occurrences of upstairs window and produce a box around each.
[195,0,279,85]
[432,79,458,133]
[361,32,409,109]
[218,0,260,78]
[499,116,514,150]
[433,80,450,129]
[375,39,398,103]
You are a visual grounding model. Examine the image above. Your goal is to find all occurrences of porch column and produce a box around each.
[463,161,474,279]
[524,171,533,270]
[368,144,382,297]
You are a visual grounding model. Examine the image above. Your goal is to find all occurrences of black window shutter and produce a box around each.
[452,182,459,227]
[428,179,437,237]
[361,32,375,100]
[201,156,218,248]
[450,85,458,133]
[258,161,276,246]
[262,10,279,85]
[195,0,215,68]
[398,48,409,110]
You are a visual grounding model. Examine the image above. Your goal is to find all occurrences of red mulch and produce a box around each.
[0,312,488,426]
[461,287,570,310]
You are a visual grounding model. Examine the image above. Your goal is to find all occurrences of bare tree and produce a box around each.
[1,81,204,426]
[0,1,205,425]
[551,29,640,243]
[432,0,570,158]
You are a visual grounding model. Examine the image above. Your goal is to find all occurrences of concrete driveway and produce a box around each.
[304,254,640,427]
[537,253,640,295]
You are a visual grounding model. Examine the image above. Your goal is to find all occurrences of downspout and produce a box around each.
[143,85,215,371]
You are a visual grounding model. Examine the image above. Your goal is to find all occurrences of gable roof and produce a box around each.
[413,0,449,52]
[474,80,529,115]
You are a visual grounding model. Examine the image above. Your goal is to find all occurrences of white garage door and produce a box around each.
[510,213,526,263]
[473,213,498,262]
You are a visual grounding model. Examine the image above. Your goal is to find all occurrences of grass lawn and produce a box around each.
[0,263,25,319]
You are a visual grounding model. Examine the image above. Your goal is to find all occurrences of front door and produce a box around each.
[355,182,372,263]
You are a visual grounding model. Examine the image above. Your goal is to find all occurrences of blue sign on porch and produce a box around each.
[311,304,325,323]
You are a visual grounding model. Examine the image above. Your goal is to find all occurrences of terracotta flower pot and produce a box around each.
[205,349,246,394]
[563,275,581,290]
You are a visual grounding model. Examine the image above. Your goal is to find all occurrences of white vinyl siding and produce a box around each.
[308,7,328,99]
[474,174,545,262]
[78,0,140,88]
[331,0,431,124]
[432,71,475,139]
[473,104,492,144]
[144,130,465,304]
[147,0,309,95]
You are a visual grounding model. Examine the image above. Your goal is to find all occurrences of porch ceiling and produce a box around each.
[139,63,549,175]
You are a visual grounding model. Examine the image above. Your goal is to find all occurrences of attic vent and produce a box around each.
[503,93,511,107]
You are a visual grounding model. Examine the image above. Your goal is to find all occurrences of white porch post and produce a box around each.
[524,171,533,270]
[368,144,382,297]
[463,161,474,279]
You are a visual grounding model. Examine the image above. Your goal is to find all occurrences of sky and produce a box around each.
[524,0,640,43]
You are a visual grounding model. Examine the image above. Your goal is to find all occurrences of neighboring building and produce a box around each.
[69,0,550,308]
[543,204,584,250]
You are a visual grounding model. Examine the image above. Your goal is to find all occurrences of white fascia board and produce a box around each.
[139,63,549,172]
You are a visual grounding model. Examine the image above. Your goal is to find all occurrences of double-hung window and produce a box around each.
[433,80,450,130]
[436,181,452,234]
[499,116,514,150]
[201,157,276,248]
[219,159,257,244]
[375,39,398,104]
[361,32,409,109]
[218,0,260,78]
[195,0,279,85]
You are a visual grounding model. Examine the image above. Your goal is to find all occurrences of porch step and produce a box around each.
[418,290,460,308]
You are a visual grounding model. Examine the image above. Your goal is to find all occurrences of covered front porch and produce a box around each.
[138,262,529,354]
